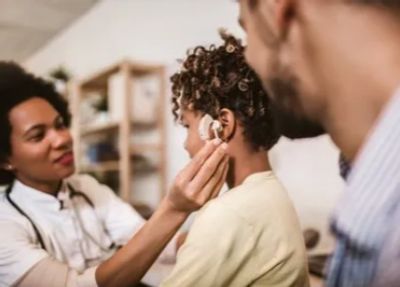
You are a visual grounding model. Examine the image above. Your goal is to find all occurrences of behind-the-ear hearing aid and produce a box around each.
[198,114,223,141]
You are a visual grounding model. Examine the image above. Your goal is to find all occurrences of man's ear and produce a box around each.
[275,0,296,39]
[248,0,295,46]
[218,108,236,142]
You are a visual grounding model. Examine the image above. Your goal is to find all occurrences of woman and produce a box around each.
[0,62,228,287]
[162,33,309,286]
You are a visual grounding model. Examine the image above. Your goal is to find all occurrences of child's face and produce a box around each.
[180,109,205,158]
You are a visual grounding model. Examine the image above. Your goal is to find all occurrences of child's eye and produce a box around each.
[182,124,189,129]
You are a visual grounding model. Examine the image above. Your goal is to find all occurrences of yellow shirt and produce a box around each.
[162,171,309,287]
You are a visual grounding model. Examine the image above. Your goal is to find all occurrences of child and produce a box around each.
[162,33,309,287]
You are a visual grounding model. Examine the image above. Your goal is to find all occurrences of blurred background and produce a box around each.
[1,0,344,283]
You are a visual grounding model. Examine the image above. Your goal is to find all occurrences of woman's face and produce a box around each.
[180,109,205,159]
[7,97,75,186]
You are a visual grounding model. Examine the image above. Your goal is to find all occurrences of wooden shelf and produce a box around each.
[131,121,158,130]
[131,143,162,155]
[79,60,163,92]
[71,60,167,203]
[81,122,119,136]
[80,120,156,137]
[80,161,120,173]
[133,163,159,173]
[131,149,160,173]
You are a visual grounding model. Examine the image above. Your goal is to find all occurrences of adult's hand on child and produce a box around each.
[167,139,229,213]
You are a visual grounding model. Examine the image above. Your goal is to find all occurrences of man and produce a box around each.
[238,0,400,286]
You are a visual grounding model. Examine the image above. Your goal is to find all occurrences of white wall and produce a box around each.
[269,136,343,252]
[25,0,343,253]
[25,0,243,77]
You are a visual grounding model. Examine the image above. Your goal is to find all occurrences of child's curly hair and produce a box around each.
[170,31,280,151]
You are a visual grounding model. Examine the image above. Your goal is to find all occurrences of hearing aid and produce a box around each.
[198,114,223,141]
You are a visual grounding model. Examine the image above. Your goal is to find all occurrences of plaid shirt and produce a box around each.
[327,88,400,287]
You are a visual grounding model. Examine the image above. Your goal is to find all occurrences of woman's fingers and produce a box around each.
[188,154,229,207]
[168,140,228,213]
[187,142,228,196]
[177,139,223,186]
[209,157,229,200]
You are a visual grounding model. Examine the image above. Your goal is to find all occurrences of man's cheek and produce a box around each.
[245,47,259,74]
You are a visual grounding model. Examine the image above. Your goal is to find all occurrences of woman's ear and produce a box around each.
[0,162,13,171]
[218,108,236,142]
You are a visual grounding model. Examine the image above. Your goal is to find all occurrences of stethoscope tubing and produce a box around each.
[5,181,116,253]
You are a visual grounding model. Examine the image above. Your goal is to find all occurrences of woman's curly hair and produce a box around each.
[171,31,280,151]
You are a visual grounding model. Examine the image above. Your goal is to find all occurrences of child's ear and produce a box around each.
[218,108,236,141]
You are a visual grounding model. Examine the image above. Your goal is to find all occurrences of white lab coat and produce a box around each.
[0,174,149,287]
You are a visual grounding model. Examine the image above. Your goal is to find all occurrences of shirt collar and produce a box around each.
[331,86,400,251]
[10,180,68,212]
[242,170,274,185]
[338,153,351,180]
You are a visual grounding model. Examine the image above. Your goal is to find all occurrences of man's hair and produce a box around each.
[170,31,280,151]
[0,61,71,185]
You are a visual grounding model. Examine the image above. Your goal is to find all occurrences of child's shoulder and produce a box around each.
[220,171,286,205]
[198,171,292,226]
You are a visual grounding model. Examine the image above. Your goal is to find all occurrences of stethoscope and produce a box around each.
[5,181,119,257]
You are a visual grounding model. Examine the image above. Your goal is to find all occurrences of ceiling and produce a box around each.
[0,0,98,61]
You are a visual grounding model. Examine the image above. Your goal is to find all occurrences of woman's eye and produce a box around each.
[29,133,44,142]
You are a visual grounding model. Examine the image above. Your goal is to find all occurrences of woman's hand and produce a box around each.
[166,139,229,213]
[96,139,228,287]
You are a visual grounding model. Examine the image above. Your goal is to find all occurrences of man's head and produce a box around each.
[170,32,280,158]
[238,0,400,139]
